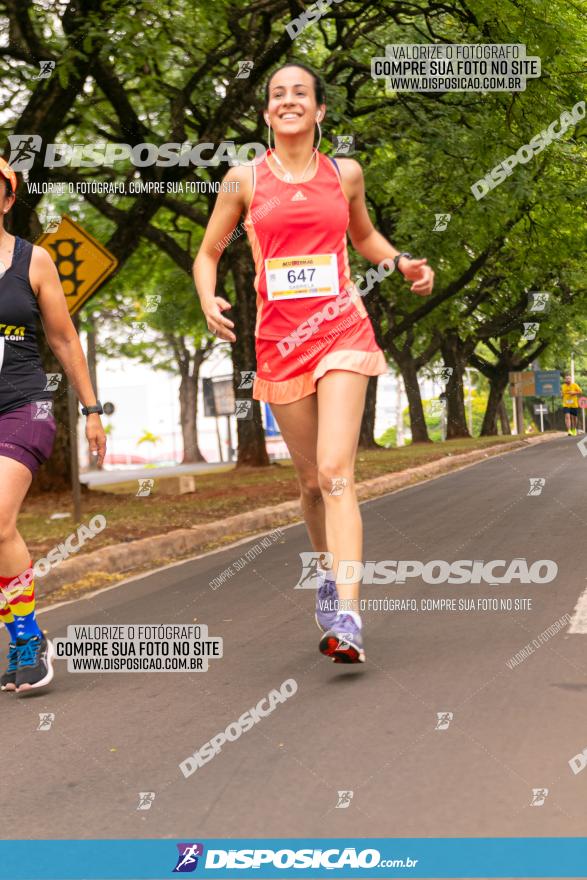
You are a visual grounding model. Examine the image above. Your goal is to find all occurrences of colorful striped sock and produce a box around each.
[0,603,18,641]
[0,565,42,641]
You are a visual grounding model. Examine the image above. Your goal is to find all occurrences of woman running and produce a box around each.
[0,157,106,694]
[194,63,434,664]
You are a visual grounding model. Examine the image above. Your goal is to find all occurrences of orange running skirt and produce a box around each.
[253,313,387,404]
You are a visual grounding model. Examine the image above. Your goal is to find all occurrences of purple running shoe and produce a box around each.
[315,572,338,632]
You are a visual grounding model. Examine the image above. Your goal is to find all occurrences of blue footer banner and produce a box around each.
[1,838,587,879]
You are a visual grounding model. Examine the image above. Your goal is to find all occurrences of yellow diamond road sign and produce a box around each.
[37,214,118,315]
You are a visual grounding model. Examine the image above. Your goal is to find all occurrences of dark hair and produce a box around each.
[3,177,12,198]
[264,62,326,107]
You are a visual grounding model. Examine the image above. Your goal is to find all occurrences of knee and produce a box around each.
[317,462,354,498]
[298,471,322,504]
[0,512,17,545]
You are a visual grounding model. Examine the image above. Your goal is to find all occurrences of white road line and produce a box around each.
[567,581,587,633]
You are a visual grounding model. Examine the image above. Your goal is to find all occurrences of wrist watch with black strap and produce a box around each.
[81,401,104,416]
[394,252,413,274]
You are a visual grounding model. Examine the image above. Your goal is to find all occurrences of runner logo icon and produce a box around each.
[6,134,42,171]
[295,551,334,589]
[528,291,550,312]
[333,135,355,155]
[528,478,546,496]
[34,61,55,80]
[136,792,156,811]
[37,712,55,731]
[336,790,354,808]
[435,711,453,730]
[433,213,451,231]
[530,788,549,806]
[173,843,204,872]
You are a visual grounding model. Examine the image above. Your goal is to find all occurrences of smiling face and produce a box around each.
[265,66,326,138]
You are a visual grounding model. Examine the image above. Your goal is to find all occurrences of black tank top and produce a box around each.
[0,237,53,416]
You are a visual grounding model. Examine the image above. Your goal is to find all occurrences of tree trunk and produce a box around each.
[30,333,73,493]
[396,356,430,443]
[230,239,269,467]
[359,376,379,448]
[179,367,205,464]
[441,335,471,439]
[480,370,509,436]
[497,398,511,434]
[86,317,98,398]
[172,342,207,464]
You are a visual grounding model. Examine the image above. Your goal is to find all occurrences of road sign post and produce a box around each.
[534,403,548,433]
[202,376,236,463]
[579,397,587,434]
[67,381,82,523]
[67,315,82,522]
[516,396,524,435]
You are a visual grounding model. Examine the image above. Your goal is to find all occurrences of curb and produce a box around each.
[36,432,563,598]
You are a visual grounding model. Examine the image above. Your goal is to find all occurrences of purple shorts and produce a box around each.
[0,402,56,476]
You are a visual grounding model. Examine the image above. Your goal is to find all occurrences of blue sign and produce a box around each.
[264,403,280,437]
[4,838,587,879]
[535,370,561,397]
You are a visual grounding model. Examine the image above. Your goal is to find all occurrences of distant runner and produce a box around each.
[561,373,582,436]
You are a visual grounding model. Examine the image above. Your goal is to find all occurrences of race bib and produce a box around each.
[265,254,339,301]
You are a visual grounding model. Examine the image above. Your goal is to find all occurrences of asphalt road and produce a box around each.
[4,436,587,842]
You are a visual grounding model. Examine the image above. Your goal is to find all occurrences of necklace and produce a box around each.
[269,148,317,183]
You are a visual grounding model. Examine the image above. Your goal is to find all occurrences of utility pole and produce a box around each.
[395,374,404,446]
[68,314,82,522]
[86,313,99,470]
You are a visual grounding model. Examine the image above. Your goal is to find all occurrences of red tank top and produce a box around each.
[245,150,367,341]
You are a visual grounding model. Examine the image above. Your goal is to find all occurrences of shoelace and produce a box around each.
[6,643,18,672]
[320,578,337,599]
[18,638,42,668]
[318,578,337,612]
[335,613,358,634]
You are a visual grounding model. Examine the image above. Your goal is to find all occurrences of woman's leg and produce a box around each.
[0,456,33,577]
[268,394,326,556]
[316,371,369,611]
[0,456,41,692]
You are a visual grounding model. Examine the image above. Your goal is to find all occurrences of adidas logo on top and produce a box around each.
[291,190,307,201]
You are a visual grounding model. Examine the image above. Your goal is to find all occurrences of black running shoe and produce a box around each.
[0,642,19,692]
[15,635,54,695]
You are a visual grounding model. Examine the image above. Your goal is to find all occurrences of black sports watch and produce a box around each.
[394,252,413,274]
[81,401,104,416]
